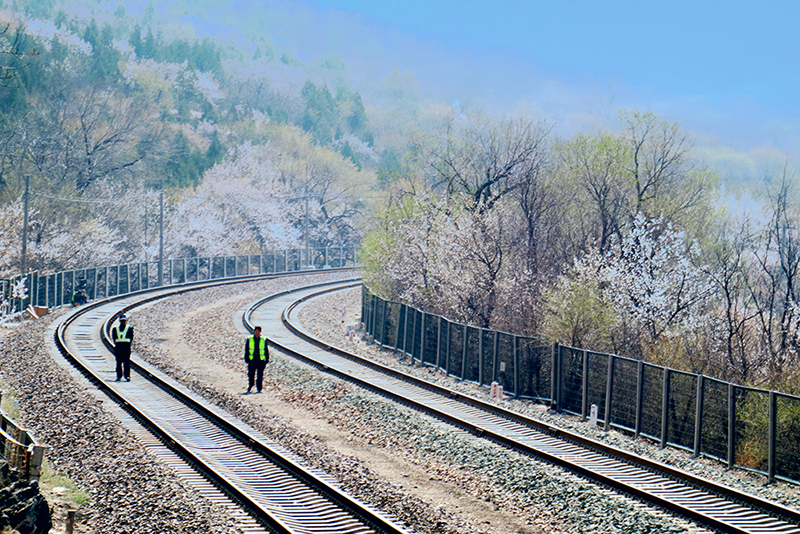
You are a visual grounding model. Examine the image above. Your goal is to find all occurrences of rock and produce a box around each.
[0,462,51,534]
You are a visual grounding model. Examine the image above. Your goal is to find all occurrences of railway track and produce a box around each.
[248,280,800,534]
[53,271,412,534]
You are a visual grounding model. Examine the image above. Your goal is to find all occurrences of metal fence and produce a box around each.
[0,392,46,481]
[361,285,800,484]
[1,246,355,318]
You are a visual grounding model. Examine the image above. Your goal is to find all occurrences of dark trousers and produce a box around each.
[247,362,265,392]
[115,353,130,380]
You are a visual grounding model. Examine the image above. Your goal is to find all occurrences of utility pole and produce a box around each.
[20,175,29,277]
[158,182,164,286]
[304,184,309,268]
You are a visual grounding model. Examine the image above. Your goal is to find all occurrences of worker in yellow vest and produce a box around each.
[244,326,269,394]
[112,314,134,381]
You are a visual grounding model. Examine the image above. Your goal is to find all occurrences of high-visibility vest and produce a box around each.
[248,336,266,361]
[115,324,131,343]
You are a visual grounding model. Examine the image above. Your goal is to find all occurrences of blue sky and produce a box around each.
[299,0,800,163]
[303,1,797,108]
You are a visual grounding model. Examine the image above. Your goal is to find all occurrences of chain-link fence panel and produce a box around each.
[94,269,104,299]
[129,264,140,292]
[700,378,729,461]
[46,275,57,308]
[497,333,515,391]
[122,264,132,294]
[438,319,450,372]
[423,314,438,366]
[640,364,665,440]
[518,338,549,401]
[611,357,638,432]
[275,253,287,273]
[735,387,769,473]
[361,289,373,339]
[410,309,423,362]
[777,393,800,481]
[185,259,197,282]
[560,346,583,415]
[586,351,608,422]
[396,304,408,354]
[667,371,697,450]
[374,298,385,345]
[104,267,117,297]
[464,326,480,383]
[380,302,397,348]
[448,323,465,379]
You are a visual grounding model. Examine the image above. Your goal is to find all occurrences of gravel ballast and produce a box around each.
[0,310,242,534]
[1,272,795,533]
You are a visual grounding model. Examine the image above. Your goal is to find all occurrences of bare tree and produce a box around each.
[421,115,551,213]
[747,168,800,384]
[620,110,716,224]
[0,24,36,88]
[705,221,762,382]
[560,132,630,254]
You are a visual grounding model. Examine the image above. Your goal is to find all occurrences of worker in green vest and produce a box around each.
[244,326,269,394]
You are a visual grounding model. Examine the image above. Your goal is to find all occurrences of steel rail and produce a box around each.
[245,280,800,534]
[53,271,411,534]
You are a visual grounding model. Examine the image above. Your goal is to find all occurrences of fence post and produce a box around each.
[635,360,644,438]
[552,343,561,411]
[581,349,589,420]
[362,290,370,334]
[436,316,442,369]
[661,368,671,448]
[693,375,705,457]
[769,391,777,483]
[478,328,484,385]
[728,384,735,468]
[492,331,499,384]
[410,308,418,360]
[419,311,426,363]
[27,444,46,481]
[372,294,379,341]
[513,336,519,397]
[443,319,450,374]
[402,304,409,355]
[461,326,468,380]
[604,355,614,431]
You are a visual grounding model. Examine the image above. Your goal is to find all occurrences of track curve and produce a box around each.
[53,272,412,534]
[246,281,800,534]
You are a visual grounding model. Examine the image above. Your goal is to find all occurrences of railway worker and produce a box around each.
[112,314,134,382]
[244,326,269,394]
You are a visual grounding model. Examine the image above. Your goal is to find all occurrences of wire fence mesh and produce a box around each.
[700,378,730,462]
[611,357,638,432]
[357,285,800,484]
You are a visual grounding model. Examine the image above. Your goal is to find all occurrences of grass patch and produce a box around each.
[0,389,21,419]
[0,380,92,507]
[39,459,92,506]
